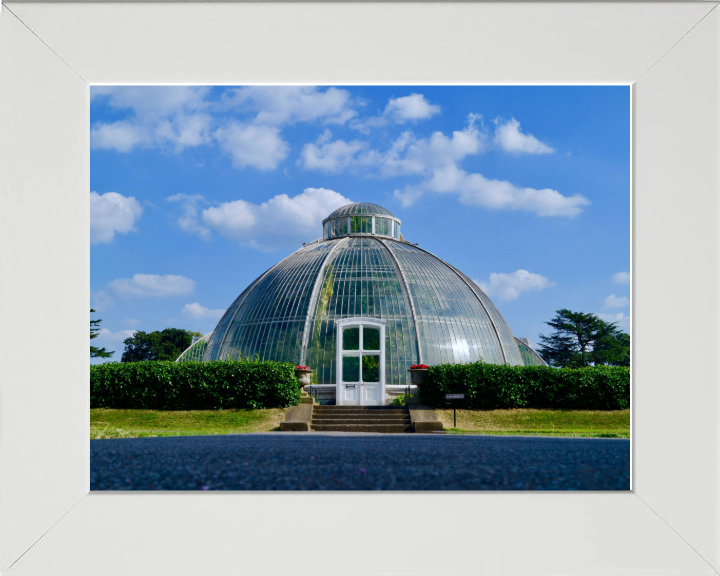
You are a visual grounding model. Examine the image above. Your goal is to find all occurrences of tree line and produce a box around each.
[90,309,202,362]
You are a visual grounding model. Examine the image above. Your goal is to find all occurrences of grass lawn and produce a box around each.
[435,408,630,438]
[90,408,287,439]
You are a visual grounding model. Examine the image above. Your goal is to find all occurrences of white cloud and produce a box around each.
[91,289,115,311]
[90,191,143,244]
[91,121,146,153]
[92,86,360,171]
[96,327,138,343]
[201,187,351,250]
[166,194,211,239]
[218,86,356,126]
[301,115,487,176]
[380,118,487,177]
[299,130,367,173]
[214,122,289,170]
[353,93,441,131]
[107,274,196,298]
[92,86,210,119]
[603,294,630,308]
[154,114,213,150]
[595,312,630,333]
[612,271,630,284]
[385,94,441,123]
[201,199,257,239]
[301,114,585,217]
[396,164,590,216]
[494,118,554,154]
[181,302,225,320]
[91,87,213,153]
[474,270,555,301]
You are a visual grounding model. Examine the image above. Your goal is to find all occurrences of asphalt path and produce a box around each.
[91,433,629,491]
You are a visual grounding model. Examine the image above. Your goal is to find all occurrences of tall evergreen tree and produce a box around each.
[538,309,629,368]
[90,308,114,359]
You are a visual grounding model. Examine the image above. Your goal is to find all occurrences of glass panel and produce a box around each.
[351,216,361,233]
[337,217,348,236]
[361,216,372,234]
[343,356,360,382]
[351,216,372,234]
[362,354,380,382]
[343,327,359,350]
[363,327,380,350]
[376,217,390,236]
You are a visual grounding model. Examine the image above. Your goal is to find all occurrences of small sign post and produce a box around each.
[445,393,465,428]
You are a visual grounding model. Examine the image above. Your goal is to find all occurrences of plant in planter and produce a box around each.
[408,363,429,385]
[294,365,314,397]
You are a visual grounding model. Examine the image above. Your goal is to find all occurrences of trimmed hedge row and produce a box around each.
[419,362,630,410]
[90,360,300,410]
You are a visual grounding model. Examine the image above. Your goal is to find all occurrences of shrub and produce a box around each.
[90,359,300,410]
[391,392,413,406]
[419,362,629,410]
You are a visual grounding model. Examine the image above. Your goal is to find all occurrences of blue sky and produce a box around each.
[90,85,630,364]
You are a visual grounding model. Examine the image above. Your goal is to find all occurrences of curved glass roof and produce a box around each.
[203,203,526,384]
[514,337,548,366]
[176,332,213,362]
[327,203,396,218]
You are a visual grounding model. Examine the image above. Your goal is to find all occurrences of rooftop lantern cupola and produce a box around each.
[322,202,401,240]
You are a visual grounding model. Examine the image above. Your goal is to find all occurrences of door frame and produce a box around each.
[336,317,387,406]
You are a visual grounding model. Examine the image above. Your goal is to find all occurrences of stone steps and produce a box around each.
[313,409,408,415]
[314,405,407,410]
[313,412,410,418]
[313,418,410,425]
[312,423,413,433]
[311,405,412,433]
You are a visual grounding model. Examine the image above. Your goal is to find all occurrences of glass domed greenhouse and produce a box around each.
[177,202,545,404]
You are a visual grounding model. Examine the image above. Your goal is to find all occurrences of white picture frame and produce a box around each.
[1,2,718,574]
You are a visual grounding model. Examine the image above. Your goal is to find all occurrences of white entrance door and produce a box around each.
[336,318,386,406]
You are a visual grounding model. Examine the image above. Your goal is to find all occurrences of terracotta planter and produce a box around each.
[294,369,314,396]
[408,368,428,386]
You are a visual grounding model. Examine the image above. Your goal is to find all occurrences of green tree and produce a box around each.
[90,308,114,359]
[594,331,630,367]
[538,309,629,368]
[121,328,198,362]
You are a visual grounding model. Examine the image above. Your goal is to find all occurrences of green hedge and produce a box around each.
[419,362,630,410]
[90,360,300,410]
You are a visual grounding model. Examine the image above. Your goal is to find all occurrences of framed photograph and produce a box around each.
[1,2,718,575]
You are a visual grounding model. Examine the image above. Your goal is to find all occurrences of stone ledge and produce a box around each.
[408,401,444,433]
[279,420,310,432]
[414,420,444,433]
[279,401,314,432]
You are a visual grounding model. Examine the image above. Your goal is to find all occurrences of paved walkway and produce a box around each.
[91,433,630,491]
